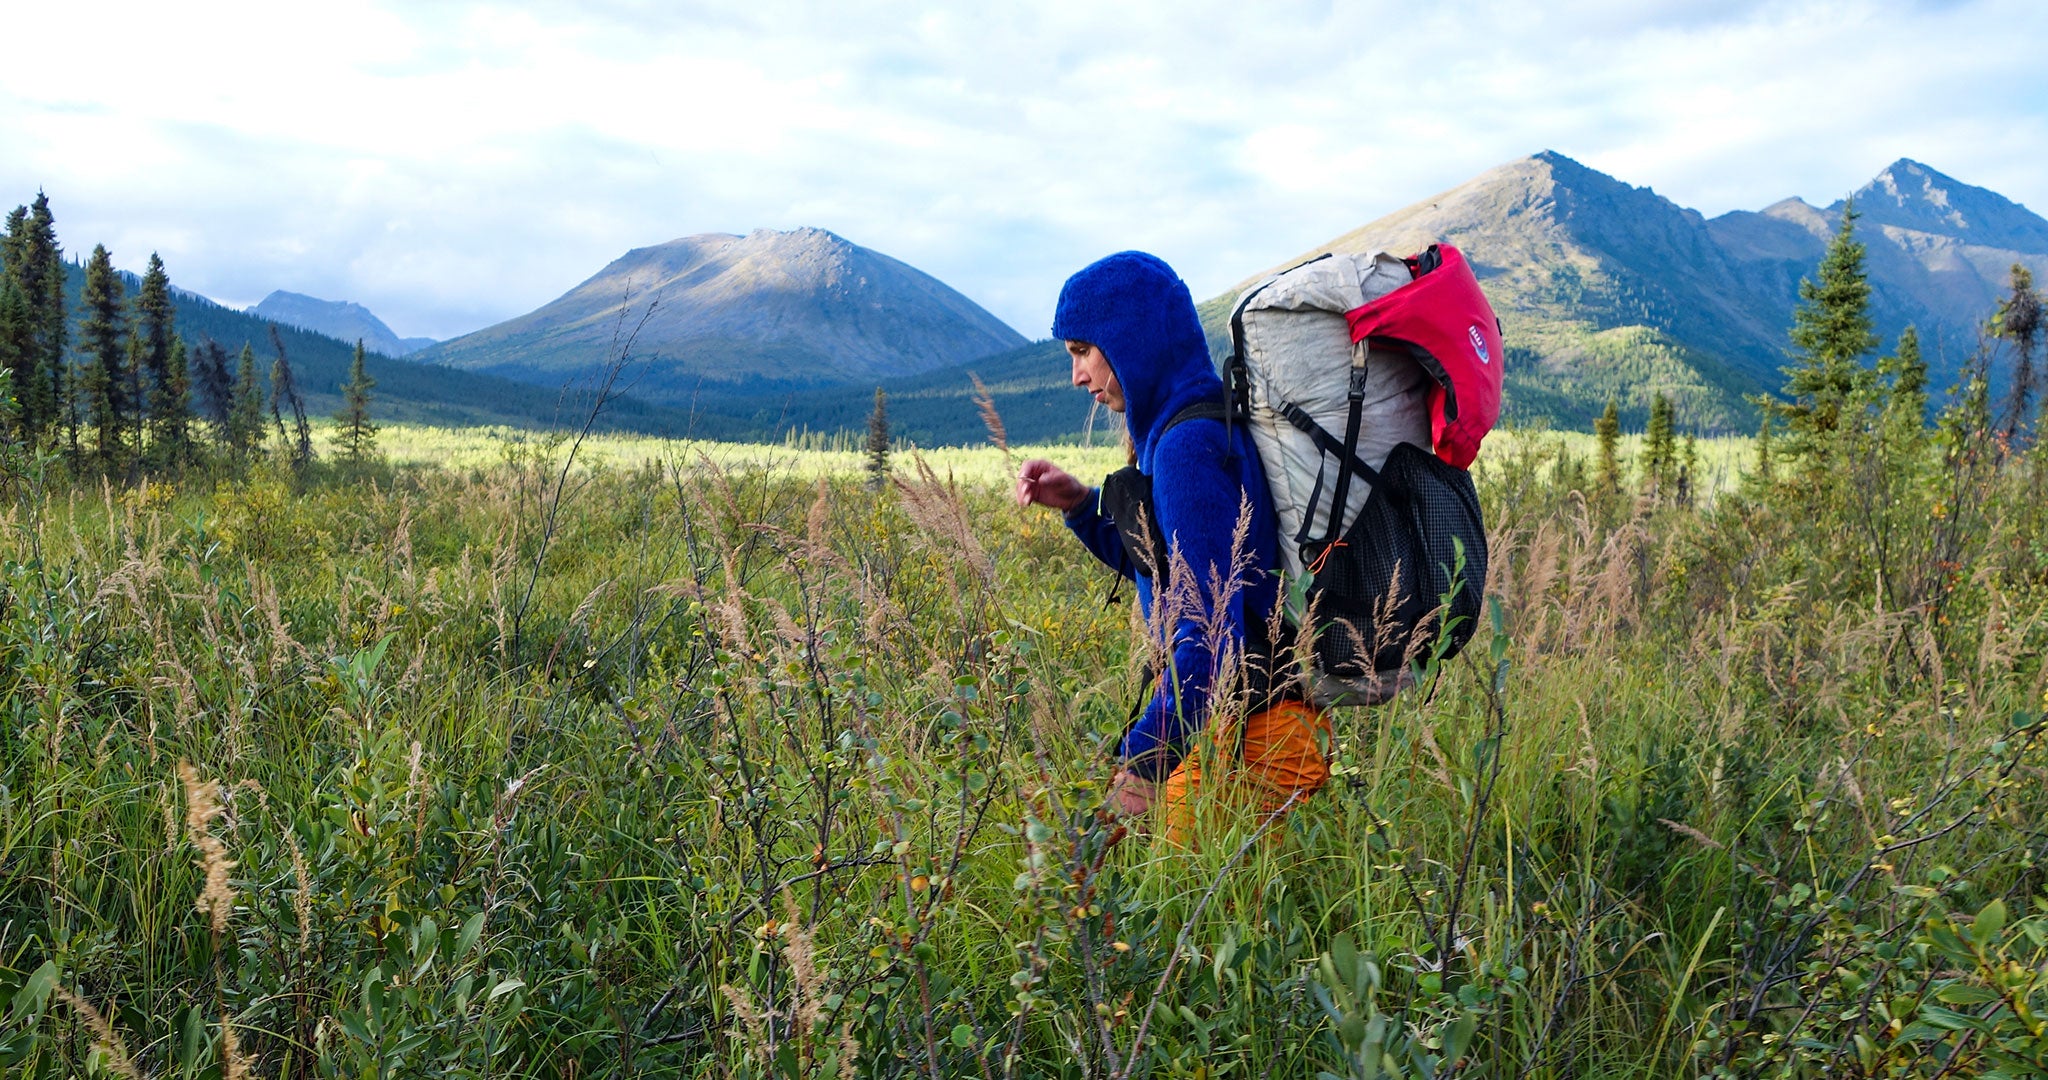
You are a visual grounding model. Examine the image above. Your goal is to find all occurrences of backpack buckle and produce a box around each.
[1347,366,1368,401]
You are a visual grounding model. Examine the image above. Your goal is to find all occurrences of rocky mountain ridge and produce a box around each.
[1206,152,2048,430]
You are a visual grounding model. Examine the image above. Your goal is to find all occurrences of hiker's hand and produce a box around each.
[1109,769,1156,816]
[1016,459,1087,512]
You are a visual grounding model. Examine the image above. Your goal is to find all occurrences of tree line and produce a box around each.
[0,191,378,481]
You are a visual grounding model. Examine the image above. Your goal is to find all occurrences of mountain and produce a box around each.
[55,264,700,433]
[1709,159,2048,363]
[1203,153,2048,431]
[666,154,2048,444]
[250,290,436,357]
[416,227,1027,402]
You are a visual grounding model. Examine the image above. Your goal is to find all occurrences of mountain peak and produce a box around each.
[420,226,1025,394]
[250,290,435,357]
[1838,159,2048,253]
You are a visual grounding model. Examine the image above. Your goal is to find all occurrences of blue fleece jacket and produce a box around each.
[1051,252,1281,780]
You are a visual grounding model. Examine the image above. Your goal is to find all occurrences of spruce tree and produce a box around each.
[1993,264,2042,444]
[27,196,66,449]
[865,386,890,490]
[1878,325,1928,454]
[2,195,65,442]
[267,326,312,471]
[229,342,266,458]
[135,252,179,455]
[78,244,130,471]
[331,339,378,465]
[1644,392,1676,494]
[1594,396,1621,494]
[0,281,28,443]
[147,336,194,470]
[192,337,235,444]
[1781,205,1879,462]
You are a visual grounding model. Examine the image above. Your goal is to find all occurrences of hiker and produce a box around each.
[1014,251,1329,838]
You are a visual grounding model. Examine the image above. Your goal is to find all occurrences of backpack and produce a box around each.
[1221,243,1502,706]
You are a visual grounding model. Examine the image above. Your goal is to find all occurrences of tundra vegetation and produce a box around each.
[1,240,2046,1079]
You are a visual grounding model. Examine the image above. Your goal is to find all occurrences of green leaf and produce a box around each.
[951,1023,974,1047]
[457,911,487,958]
[1916,1005,1984,1031]
[1936,983,2000,1005]
[1976,899,2008,941]
[7,961,56,1022]
[489,978,525,1001]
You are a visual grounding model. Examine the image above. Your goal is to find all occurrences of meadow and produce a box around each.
[0,409,2043,1078]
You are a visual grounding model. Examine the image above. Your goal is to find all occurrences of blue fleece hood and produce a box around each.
[1051,252,1222,472]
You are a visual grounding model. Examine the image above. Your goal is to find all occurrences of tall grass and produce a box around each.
[0,416,2041,1077]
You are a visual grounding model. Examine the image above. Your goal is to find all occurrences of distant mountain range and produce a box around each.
[52,265,693,433]
[414,227,1026,401]
[103,153,2037,446]
[1204,153,2048,430]
[424,153,2044,442]
[250,290,437,357]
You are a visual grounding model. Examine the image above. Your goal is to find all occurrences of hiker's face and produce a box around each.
[1068,341,1123,412]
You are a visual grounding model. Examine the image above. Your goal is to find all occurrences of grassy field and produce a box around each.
[370,421,1755,502]
[1,416,2043,1078]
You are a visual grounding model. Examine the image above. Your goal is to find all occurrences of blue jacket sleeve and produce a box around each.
[1117,425,1250,781]
[1062,487,1136,579]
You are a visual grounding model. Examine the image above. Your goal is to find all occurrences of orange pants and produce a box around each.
[1158,700,1330,844]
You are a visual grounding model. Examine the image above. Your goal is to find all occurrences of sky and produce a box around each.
[3,0,2043,343]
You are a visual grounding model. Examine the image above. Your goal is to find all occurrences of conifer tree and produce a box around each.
[1644,392,1676,494]
[331,339,378,465]
[865,386,890,490]
[1993,264,2042,444]
[1780,205,1879,462]
[229,342,266,458]
[147,337,194,470]
[267,326,312,470]
[192,337,235,444]
[1878,325,1928,454]
[135,253,180,453]
[2,195,65,442]
[1594,396,1622,494]
[0,281,28,443]
[78,244,130,471]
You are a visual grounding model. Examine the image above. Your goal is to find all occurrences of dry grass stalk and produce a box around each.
[179,760,236,935]
[220,1011,253,1080]
[55,986,145,1080]
[972,373,1009,459]
[408,740,431,855]
[1658,818,1725,850]
[287,827,314,955]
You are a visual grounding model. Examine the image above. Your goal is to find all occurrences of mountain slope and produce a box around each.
[1708,158,2048,353]
[417,228,1026,402]
[251,290,436,357]
[1206,152,1771,430]
[57,264,696,432]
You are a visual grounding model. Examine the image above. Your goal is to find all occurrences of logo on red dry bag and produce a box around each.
[1468,325,1490,365]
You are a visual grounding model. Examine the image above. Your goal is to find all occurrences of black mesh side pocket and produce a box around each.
[1299,442,1487,676]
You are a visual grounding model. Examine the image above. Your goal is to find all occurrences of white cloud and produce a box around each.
[0,0,2041,342]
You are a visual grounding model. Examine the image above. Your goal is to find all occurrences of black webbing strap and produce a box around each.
[1278,402,1385,498]
[1292,463,1327,546]
[1319,367,1368,545]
